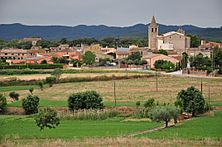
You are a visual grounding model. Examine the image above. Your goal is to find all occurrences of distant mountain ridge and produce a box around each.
[0,23,221,41]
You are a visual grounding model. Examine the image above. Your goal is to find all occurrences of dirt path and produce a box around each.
[127,122,175,137]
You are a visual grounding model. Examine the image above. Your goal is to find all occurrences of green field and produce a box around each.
[0,116,160,139]
[138,111,222,140]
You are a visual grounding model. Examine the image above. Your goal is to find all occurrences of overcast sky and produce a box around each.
[0,0,221,27]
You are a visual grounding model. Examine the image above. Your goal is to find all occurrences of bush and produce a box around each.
[51,68,63,80]
[38,81,44,91]
[144,98,155,108]
[154,60,175,71]
[35,107,60,130]
[9,91,20,101]
[0,94,7,113]
[46,76,56,87]
[136,101,141,107]
[22,95,40,115]
[149,105,180,127]
[68,91,104,111]
[176,86,206,116]
[29,87,34,94]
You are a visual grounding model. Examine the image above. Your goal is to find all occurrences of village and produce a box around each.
[1,16,222,77]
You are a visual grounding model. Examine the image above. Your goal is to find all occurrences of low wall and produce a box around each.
[182,68,208,76]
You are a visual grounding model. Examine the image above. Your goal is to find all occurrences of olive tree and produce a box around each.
[35,107,60,131]
[46,76,56,87]
[9,91,20,101]
[149,105,180,128]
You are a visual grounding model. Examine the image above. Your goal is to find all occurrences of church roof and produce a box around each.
[151,16,157,24]
[162,31,185,37]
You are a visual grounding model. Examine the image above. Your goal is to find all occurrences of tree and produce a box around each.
[22,95,40,115]
[213,47,222,69]
[82,51,96,65]
[181,52,188,69]
[144,98,155,108]
[156,49,168,55]
[149,106,180,127]
[189,53,212,71]
[127,52,141,61]
[46,76,56,87]
[70,59,80,67]
[35,107,60,131]
[189,35,200,48]
[176,86,206,116]
[68,91,104,111]
[154,60,175,71]
[60,38,68,44]
[40,60,47,64]
[0,94,7,113]
[9,91,20,101]
[38,81,44,91]
[29,87,34,95]
[51,68,63,81]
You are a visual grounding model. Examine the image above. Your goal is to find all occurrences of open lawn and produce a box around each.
[2,75,222,106]
[0,116,160,139]
[138,110,222,140]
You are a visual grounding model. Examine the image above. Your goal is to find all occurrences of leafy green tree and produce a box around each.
[189,35,200,48]
[38,81,44,91]
[149,106,180,127]
[0,94,7,113]
[181,52,188,69]
[127,52,141,61]
[189,53,212,71]
[22,95,40,115]
[213,47,222,69]
[9,91,20,101]
[35,107,60,131]
[176,86,206,116]
[51,68,63,81]
[29,87,34,95]
[60,38,68,44]
[46,76,56,87]
[40,60,47,64]
[144,98,155,108]
[156,49,168,55]
[18,41,33,49]
[70,59,80,67]
[68,91,104,111]
[82,51,96,65]
[154,60,175,71]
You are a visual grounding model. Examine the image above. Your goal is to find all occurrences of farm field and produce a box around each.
[138,110,222,139]
[1,75,222,106]
[0,116,160,139]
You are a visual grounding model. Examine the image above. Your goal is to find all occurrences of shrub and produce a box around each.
[144,98,155,108]
[46,76,56,87]
[0,64,63,69]
[22,95,40,115]
[149,105,180,127]
[154,60,175,71]
[51,68,63,80]
[38,81,44,91]
[176,86,206,116]
[0,94,7,113]
[136,101,141,107]
[29,87,34,94]
[9,91,20,101]
[35,107,60,130]
[68,91,104,111]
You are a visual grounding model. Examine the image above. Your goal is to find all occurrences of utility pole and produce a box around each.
[208,86,211,105]
[113,80,117,107]
[156,70,158,92]
[200,78,203,94]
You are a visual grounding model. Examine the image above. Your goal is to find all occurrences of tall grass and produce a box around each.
[60,109,119,120]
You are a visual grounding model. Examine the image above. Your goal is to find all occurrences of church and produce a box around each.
[148,16,190,54]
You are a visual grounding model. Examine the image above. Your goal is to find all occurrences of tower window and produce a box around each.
[155,28,157,32]
[152,28,154,32]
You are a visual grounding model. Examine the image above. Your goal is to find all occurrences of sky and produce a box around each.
[0,0,221,28]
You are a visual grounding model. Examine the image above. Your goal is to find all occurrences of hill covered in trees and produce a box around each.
[0,23,221,41]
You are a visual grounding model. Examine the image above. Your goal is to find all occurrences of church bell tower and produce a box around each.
[148,16,158,50]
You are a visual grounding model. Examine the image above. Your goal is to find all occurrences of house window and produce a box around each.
[5,53,7,55]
